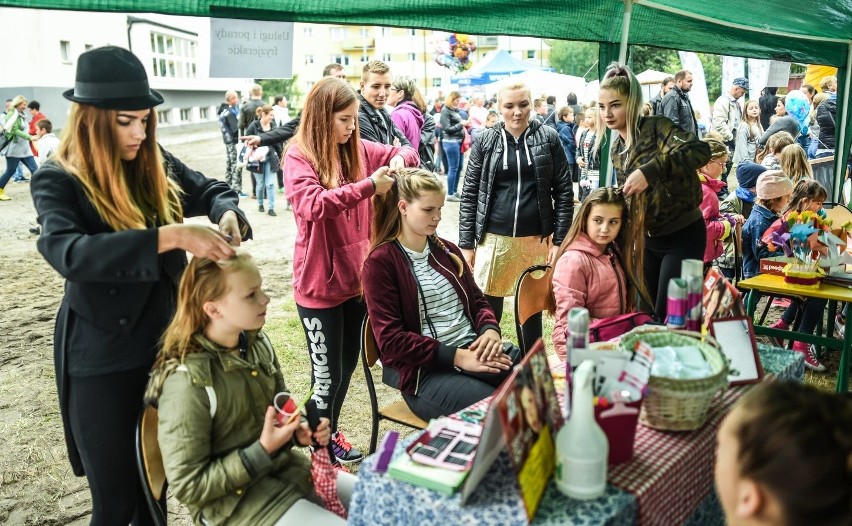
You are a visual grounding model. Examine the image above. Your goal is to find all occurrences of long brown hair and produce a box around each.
[54,104,183,231]
[595,63,643,157]
[733,381,852,526]
[783,179,828,214]
[779,144,814,183]
[369,168,464,276]
[546,187,648,314]
[155,251,257,367]
[293,77,362,189]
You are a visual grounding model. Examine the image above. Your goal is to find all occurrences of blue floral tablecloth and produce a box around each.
[348,346,803,526]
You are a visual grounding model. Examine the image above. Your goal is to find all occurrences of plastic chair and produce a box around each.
[361,315,428,454]
[135,405,168,526]
[513,264,553,355]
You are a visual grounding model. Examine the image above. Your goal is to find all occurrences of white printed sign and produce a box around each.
[209,18,294,78]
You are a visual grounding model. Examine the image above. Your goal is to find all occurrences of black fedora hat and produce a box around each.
[63,46,164,110]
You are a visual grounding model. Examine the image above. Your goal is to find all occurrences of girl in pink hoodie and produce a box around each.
[283,77,419,464]
[699,138,744,266]
[547,188,647,360]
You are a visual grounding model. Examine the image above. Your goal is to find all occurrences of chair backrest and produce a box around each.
[363,316,380,368]
[136,405,168,526]
[514,264,553,327]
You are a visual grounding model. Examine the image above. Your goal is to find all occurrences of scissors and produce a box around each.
[458,409,486,424]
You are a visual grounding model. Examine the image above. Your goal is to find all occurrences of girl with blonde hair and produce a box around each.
[779,143,814,183]
[283,76,419,463]
[363,168,519,419]
[31,46,249,524]
[148,252,355,525]
[732,99,763,169]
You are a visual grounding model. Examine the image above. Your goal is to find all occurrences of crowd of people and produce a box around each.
[6,40,850,526]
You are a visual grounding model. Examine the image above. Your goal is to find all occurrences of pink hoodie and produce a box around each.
[551,233,627,360]
[699,174,732,263]
[284,139,419,308]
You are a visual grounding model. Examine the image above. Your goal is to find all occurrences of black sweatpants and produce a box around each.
[297,297,366,433]
[644,217,707,319]
[67,367,162,526]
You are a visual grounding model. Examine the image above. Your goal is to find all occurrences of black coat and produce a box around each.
[815,97,837,150]
[458,120,573,249]
[31,148,251,474]
[357,94,410,146]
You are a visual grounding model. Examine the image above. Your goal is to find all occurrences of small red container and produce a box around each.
[593,399,642,465]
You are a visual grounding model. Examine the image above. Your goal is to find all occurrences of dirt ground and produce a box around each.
[0,135,466,525]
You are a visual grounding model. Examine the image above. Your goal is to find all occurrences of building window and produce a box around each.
[432,77,441,87]
[526,50,535,59]
[330,27,346,41]
[330,54,349,66]
[59,40,71,62]
[84,44,93,51]
[303,27,313,37]
[199,107,209,120]
[180,108,192,122]
[408,53,416,61]
[408,29,416,36]
[382,53,391,61]
[360,54,369,63]
[157,110,170,125]
[150,31,198,79]
[305,54,315,65]
[381,27,390,36]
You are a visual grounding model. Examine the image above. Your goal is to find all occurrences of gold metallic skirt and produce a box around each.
[473,233,550,297]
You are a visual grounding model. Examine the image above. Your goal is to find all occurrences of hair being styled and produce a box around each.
[779,144,814,183]
[54,104,182,231]
[546,187,648,315]
[783,179,827,214]
[766,131,795,154]
[392,76,427,112]
[595,63,643,156]
[293,77,362,189]
[369,168,464,276]
[732,381,852,526]
[155,251,257,367]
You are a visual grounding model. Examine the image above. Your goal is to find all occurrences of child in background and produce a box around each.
[741,171,792,280]
[556,106,577,183]
[699,139,743,268]
[779,143,814,183]
[33,119,60,166]
[765,179,828,371]
[717,162,766,278]
[759,131,795,170]
[715,381,851,526]
[732,99,763,170]
[576,107,600,202]
[547,187,647,360]
[147,252,356,525]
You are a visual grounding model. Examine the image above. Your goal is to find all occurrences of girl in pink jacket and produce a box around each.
[699,138,744,265]
[283,77,419,464]
[547,188,647,360]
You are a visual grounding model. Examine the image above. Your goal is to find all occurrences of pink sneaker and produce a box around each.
[791,341,827,372]
[771,297,792,309]
[768,319,789,348]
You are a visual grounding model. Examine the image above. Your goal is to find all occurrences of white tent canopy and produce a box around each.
[636,69,675,85]
[478,69,586,107]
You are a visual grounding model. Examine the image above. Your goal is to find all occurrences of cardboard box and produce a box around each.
[758,256,788,276]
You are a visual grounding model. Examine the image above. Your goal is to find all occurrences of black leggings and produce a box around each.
[485,294,542,348]
[297,297,366,433]
[67,367,162,526]
[644,218,707,319]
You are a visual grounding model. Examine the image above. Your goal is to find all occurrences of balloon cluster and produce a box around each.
[434,33,477,73]
[785,90,810,131]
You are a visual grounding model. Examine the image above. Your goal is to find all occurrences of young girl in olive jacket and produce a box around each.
[147,252,355,526]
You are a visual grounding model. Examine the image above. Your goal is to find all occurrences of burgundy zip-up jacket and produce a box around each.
[361,238,500,395]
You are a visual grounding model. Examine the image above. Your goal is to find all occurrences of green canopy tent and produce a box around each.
[3,0,850,196]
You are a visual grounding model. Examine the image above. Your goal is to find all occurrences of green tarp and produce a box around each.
[2,0,851,196]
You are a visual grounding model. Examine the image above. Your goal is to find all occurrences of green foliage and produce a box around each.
[548,40,600,80]
[256,76,303,106]
[630,46,723,101]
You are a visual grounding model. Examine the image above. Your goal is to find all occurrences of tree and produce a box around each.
[256,76,303,107]
[629,46,722,101]
[548,40,599,80]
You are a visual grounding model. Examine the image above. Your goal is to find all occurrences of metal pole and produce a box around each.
[605,0,634,187]
[835,42,852,203]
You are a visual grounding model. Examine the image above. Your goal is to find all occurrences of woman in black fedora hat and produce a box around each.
[30,46,252,525]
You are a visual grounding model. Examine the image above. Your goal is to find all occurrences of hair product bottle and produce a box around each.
[665,278,688,329]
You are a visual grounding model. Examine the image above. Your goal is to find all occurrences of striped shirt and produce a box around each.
[403,244,477,348]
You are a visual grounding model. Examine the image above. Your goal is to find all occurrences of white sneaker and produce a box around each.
[834,316,845,340]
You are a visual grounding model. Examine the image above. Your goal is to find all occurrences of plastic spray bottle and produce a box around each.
[555,359,608,500]
[565,307,590,420]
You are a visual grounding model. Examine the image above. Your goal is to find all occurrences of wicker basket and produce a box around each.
[619,329,728,431]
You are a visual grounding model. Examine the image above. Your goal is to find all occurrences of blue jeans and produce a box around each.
[0,156,38,189]
[256,161,275,210]
[442,139,461,195]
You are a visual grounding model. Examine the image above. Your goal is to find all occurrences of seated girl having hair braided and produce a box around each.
[361,168,522,421]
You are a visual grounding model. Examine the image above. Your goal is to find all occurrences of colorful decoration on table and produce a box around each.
[434,33,477,73]
[761,210,852,287]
